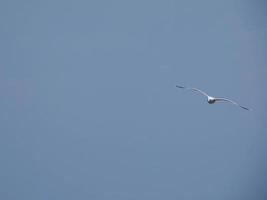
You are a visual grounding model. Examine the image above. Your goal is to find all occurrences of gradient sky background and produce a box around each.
[1,0,267,199]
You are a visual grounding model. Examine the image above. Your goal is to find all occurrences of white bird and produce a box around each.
[176,85,250,111]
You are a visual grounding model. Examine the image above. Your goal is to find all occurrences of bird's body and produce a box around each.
[207,96,216,104]
[176,85,250,110]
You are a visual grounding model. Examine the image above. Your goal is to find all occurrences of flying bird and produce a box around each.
[176,85,250,110]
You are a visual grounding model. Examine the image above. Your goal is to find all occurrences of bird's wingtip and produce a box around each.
[176,85,185,89]
[240,106,251,111]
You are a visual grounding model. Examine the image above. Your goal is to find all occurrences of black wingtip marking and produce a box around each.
[240,106,250,111]
[176,85,185,89]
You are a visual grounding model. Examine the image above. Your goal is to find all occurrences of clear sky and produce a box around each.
[1,0,267,199]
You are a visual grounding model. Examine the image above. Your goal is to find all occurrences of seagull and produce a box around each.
[176,85,250,110]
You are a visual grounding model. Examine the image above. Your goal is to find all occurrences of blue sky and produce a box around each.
[1,0,267,199]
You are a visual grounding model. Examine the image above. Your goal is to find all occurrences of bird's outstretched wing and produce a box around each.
[176,85,209,98]
[214,98,250,111]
